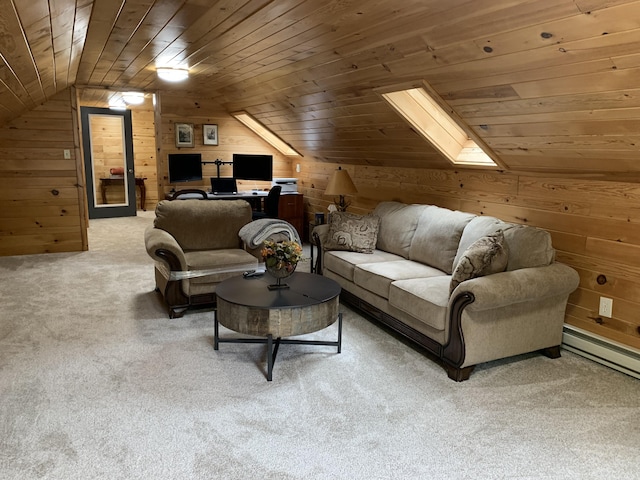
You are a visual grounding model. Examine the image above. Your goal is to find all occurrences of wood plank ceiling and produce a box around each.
[1,0,640,175]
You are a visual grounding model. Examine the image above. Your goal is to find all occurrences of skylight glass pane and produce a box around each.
[382,87,497,167]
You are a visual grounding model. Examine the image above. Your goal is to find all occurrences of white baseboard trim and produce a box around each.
[562,325,640,380]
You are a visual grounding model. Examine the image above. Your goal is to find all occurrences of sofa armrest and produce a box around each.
[312,224,330,248]
[144,226,187,271]
[453,262,579,311]
[311,224,331,274]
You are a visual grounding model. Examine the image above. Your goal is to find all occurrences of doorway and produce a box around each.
[80,106,136,219]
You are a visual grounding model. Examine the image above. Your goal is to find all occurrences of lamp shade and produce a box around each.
[325,167,357,196]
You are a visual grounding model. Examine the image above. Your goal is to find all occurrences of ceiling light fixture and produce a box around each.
[231,111,301,156]
[156,67,189,82]
[122,91,145,105]
[108,97,126,111]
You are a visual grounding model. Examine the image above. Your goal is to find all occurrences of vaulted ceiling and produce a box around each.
[2,0,639,175]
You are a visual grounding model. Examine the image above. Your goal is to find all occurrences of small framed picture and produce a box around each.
[175,123,194,147]
[203,124,218,145]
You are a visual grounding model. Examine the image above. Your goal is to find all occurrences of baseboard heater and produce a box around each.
[562,325,640,380]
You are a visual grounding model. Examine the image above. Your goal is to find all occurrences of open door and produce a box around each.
[80,106,136,219]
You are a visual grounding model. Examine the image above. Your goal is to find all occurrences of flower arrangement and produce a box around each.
[261,239,303,274]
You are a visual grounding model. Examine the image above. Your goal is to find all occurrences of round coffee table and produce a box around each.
[214,271,342,380]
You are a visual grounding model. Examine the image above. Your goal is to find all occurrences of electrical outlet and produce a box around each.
[599,297,613,318]
[63,149,71,159]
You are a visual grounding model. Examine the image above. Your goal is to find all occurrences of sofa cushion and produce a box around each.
[354,260,445,299]
[502,224,555,271]
[324,211,380,253]
[389,276,452,331]
[324,249,403,282]
[373,202,426,258]
[409,206,475,274]
[450,230,509,294]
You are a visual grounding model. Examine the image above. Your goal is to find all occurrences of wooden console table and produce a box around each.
[100,177,147,210]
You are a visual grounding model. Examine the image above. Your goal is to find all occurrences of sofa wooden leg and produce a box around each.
[541,345,561,359]
[445,364,475,382]
[169,306,188,319]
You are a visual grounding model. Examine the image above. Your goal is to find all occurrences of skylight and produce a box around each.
[232,111,301,157]
[381,87,497,167]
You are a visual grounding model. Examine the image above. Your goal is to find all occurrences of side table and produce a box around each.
[100,177,147,210]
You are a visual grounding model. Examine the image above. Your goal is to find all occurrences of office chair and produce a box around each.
[168,189,208,200]
[252,185,281,220]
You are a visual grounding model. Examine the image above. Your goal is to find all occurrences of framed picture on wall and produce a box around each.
[175,123,194,147]
[203,124,218,145]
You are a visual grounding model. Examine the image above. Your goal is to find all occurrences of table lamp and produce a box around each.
[325,167,358,211]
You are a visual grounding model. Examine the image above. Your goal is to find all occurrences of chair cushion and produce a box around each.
[324,211,380,253]
[154,199,252,250]
[185,249,258,284]
[450,230,509,294]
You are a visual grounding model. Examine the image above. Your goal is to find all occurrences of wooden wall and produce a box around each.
[156,92,293,198]
[299,161,640,351]
[0,88,86,255]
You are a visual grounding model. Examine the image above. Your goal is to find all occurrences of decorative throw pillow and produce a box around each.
[449,230,509,294]
[324,211,380,253]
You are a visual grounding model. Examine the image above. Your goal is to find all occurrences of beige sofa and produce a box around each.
[313,201,580,381]
[145,199,258,318]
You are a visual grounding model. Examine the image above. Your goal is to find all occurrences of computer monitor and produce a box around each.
[168,153,203,183]
[232,153,273,181]
[210,177,238,194]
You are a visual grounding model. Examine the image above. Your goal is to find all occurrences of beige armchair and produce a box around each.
[145,199,259,318]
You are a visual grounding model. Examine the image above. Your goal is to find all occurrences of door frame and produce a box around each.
[80,106,136,219]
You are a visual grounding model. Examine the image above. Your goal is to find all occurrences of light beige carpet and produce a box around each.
[1,212,639,479]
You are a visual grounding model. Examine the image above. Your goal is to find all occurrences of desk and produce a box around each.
[166,190,267,210]
[100,177,147,210]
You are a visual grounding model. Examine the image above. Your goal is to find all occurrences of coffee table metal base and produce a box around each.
[214,312,342,381]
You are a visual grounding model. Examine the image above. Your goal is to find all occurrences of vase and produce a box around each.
[265,262,297,290]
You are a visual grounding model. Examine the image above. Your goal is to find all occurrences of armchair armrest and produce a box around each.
[144,226,187,271]
[453,263,579,311]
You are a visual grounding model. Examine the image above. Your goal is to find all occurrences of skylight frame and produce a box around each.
[231,111,301,157]
[381,84,501,169]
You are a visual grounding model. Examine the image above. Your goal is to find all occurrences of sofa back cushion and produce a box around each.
[409,206,475,274]
[502,224,555,271]
[373,202,426,258]
[154,199,252,250]
[454,216,556,272]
